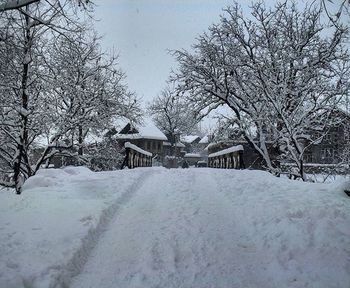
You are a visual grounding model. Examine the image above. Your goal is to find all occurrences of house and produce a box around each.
[198,135,210,148]
[31,136,77,168]
[115,120,168,162]
[304,109,350,165]
[183,153,202,167]
[180,135,201,153]
[163,141,186,158]
[206,109,350,171]
[162,133,186,158]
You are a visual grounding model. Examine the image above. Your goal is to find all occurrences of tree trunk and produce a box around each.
[170,133,175,156]
[299,159,305,181]
[13,7,31,194]
[78,125,83,156]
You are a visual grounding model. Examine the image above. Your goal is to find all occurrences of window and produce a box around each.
[304,153,313,163]
[321,148,334,158]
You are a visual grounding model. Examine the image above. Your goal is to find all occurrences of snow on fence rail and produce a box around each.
[121,142,152,169]
[208,145,244,169]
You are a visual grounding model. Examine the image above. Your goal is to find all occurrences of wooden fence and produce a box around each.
[208,145,244,169]
[121,142,152,169]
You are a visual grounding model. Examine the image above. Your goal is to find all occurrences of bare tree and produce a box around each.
[48,29,141,162]
[0,0,91,12]
[0,1,92,193]
[148,86,198,156]
[172,1,349,179]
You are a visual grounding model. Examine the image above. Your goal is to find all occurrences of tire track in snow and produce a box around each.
[51,169,156,288]
[69,168,200,288]
[69,168,242,288]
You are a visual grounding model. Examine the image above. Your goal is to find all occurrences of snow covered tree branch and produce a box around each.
[0,0,92,12]
[0,0,39,11]
[172,0,349,179]
[148,86,199,156]
[0,1,138,193]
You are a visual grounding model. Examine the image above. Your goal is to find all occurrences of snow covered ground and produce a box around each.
[1,167,350,288]
[307,173,350,183]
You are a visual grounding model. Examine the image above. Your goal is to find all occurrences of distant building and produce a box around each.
[115,120,168,162]
[304,110,350,164]
[183,153,202,167]
[180,135,201,153]
[163,141,186,158]
[206,110,350,170]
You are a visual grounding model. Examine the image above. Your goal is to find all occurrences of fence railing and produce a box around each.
[121,142,152,169]
[208,145,244,169]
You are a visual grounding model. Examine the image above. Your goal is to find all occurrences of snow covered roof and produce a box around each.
[181,135,201,144]
[184,153,202,158]
[163,141,186,148]
[208,145,244,158]
[33,135,51,148]
[116,119,167,141]
[199,135,209,144]
[84,133,105,145]
[204,142,218,151]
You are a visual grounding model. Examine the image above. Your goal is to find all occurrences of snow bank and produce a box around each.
[332,179,350,196]
[23,166,93,190]
[208,144,243,158]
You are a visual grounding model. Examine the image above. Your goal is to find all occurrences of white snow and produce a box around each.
[208,144,244,158]
[0,166,155,288]
[183,153,202,158]
[125,142,152,156]
[1,167,350,288]
[198,134,209,144]
[180,135,201,144]
[163,141,186,148]
[84,132,105,145]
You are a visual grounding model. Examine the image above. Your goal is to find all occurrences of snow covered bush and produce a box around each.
[86,140,125,172]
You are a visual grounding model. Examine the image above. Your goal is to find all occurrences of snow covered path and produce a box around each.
[69,168,350,288]
[1,167,350,288]
[71,168,239,287]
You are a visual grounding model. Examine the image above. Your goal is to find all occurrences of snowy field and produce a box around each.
[0,167,350,288]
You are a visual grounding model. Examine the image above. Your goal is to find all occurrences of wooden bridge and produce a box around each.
[122,142,244,170]
[208,145,244,169]
[121,142,152,169]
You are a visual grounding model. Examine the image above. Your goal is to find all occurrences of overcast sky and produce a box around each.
[94,0,241,107]
[93,0,345,120]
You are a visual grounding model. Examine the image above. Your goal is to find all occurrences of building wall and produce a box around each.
[306,122,350,164]
[163,145,184,158]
